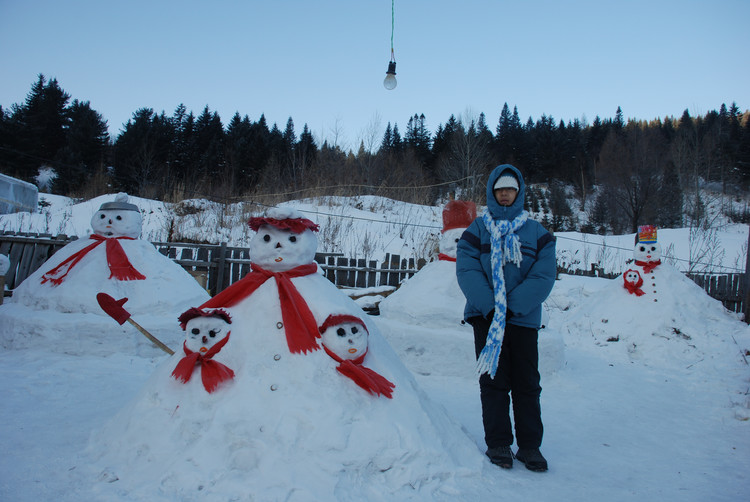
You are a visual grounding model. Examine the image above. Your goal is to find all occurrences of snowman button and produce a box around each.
[276,321,283,329]
[273,354,281,361]
[270,384,278,391]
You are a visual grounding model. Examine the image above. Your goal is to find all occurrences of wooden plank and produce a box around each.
[355,258,366,288]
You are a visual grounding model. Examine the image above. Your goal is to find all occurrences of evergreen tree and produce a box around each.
[54,99,110,195]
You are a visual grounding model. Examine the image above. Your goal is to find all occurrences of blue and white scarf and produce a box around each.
[477,207,528,378]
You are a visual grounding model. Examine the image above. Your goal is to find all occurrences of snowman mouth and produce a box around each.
[275,257,283,262]
[199,347,208,353]
[348,348,357,354]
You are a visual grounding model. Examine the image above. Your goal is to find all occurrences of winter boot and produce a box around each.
[515,448,548,472]
[486,446,513,469]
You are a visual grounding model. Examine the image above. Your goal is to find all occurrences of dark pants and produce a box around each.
[471,316,543,449]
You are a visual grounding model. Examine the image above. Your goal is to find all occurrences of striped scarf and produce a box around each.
[477,208,528,378]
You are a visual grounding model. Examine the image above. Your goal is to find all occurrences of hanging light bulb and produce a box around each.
[383,61,397,90]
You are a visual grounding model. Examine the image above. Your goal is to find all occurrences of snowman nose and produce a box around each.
[348,339,353,344]
[275,242,282,249]
[202,335,208,344]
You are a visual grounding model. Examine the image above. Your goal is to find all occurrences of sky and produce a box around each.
[1,0,749,150]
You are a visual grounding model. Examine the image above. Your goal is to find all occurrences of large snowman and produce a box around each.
[562,224,748,371]
[83,206,484,501]
[0,193,209,355]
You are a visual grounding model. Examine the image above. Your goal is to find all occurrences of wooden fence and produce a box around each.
[0,232,423,298]
[0,232,746,316]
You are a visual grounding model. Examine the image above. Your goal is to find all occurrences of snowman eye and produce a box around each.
[116,215,122,220]
[336,328,346,337]
[639,246,646,252]
[650,246,656,252]
[263,234,271,242]
[454,238,460,243]
[289,235,297,243]
[191,328,200,335]
[209,329,218,338]
[351,327,358,334]
[100,214,106,219]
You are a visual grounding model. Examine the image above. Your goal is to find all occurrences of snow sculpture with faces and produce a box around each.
[41,193,146,285]
[200,207,323,354]
[172,307,234,393]
[5,194,210,348]
[319,314,395,398]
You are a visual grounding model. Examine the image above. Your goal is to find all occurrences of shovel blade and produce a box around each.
[96,293,131,325]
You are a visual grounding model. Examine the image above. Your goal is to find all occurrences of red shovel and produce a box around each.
[96,293,175,355]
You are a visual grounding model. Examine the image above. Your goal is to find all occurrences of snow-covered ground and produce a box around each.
[1,194,749,501]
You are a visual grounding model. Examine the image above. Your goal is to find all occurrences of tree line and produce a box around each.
[1,74,749,234]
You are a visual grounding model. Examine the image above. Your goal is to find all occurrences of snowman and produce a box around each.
[0,193,210,354]
[379,199,476,325]
[319,313,395,398]
[623,268,646,296]
[84,206,483,500]
[171,307,234,393]
[633,225,662,299]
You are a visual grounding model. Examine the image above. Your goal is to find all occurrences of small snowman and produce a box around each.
[318,314,395,398]
[623,269,645,296]
[171,307,234,393]
[438,200,477,261]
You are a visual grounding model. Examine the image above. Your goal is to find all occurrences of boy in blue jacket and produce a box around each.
[456,164,556,471]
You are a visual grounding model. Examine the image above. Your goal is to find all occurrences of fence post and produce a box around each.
[744,227,750,324]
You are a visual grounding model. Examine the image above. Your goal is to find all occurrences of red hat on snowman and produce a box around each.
[248,207,320,234]
[441,200,477,233]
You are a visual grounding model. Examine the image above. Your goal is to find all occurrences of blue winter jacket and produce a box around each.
[456,164,556,329]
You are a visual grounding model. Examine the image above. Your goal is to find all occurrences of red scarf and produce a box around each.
[623,270,645,297]
[171,333,234,393]
[200,263,320,354]
[635,259,661,274]
[41,234,146,285]
[438,253,456,262]
[323,345,395,399]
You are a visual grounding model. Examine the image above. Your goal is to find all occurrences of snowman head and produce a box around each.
[318,314,369,361]
[248,207,320,272]
[633,241,662,262]
[91,193,142,238]
[624,269,642,285]
[179,307,232,354]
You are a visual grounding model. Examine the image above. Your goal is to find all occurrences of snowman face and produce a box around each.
[439,228,464,258]
[321,322,368,360]
[249,225,317,272]
[624,270,641,284]
[184,316,229,354]
[634,242,662,262]
[91,209,142,238]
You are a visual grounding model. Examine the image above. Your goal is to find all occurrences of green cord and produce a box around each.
[390,0,395,60]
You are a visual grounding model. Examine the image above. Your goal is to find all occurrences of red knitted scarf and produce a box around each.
[438,253,456,262]
[635,259,661,274]
[200,263,320,354]
[171,333,234,393]
[41,234,146,285]
[323,345,395,399]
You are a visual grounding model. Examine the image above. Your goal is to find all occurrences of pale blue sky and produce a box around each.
[1,0,748,150]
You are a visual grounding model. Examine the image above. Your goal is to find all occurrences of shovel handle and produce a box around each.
[127,318,175,355]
